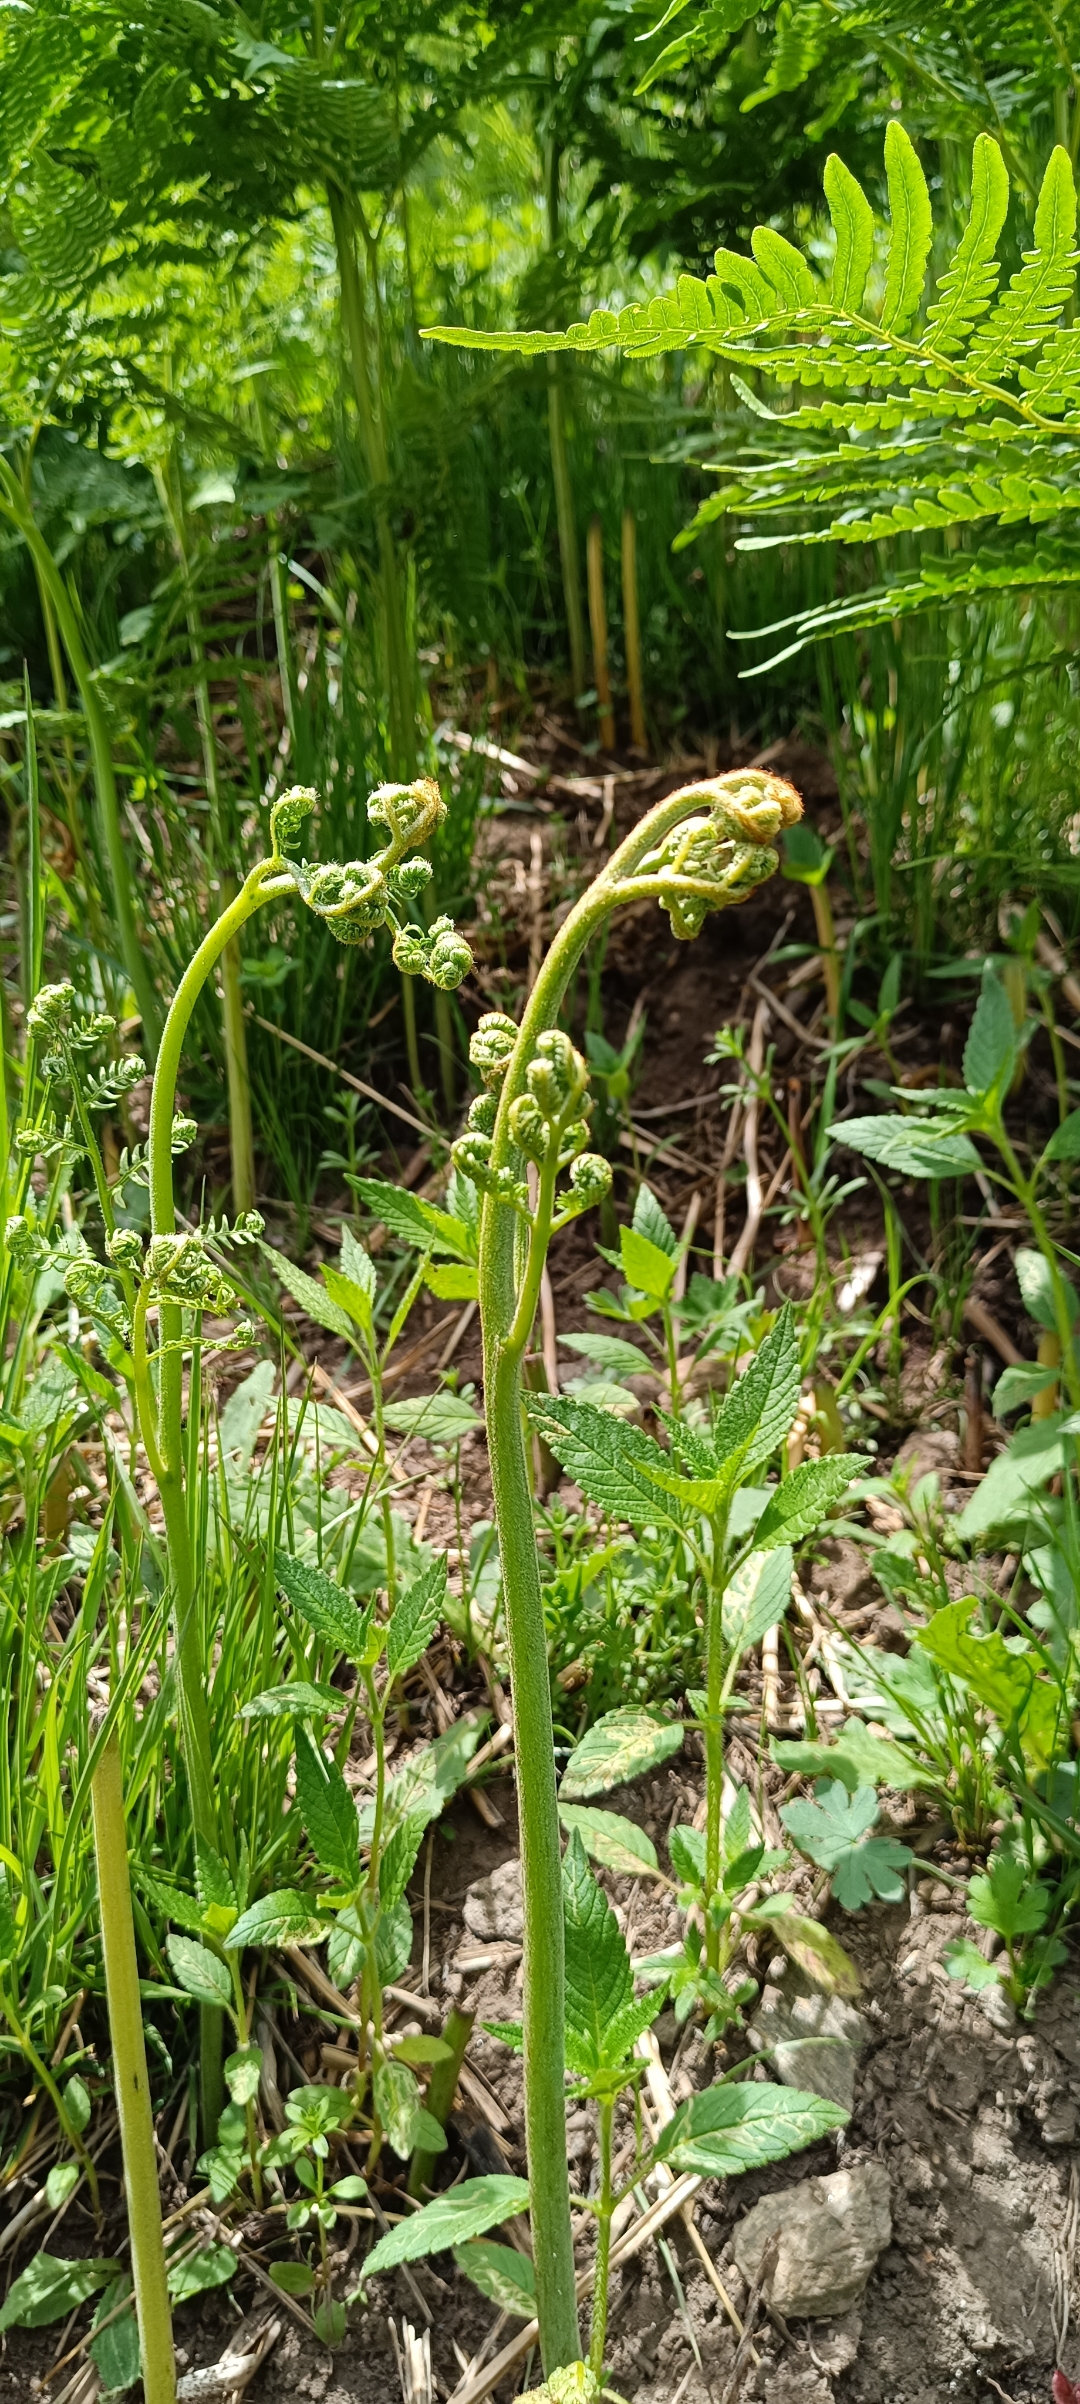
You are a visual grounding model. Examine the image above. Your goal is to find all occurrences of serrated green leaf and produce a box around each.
[194,1839,235,1919]
[753,1457,868,1548]
[962,968,1016,1096]
[274,1548,375,1667]
[361,2176,530,2276]
[620,1224,677,1300]
[669,1823,705,1885]
[0,2254,121,2332]
[881,120,932,334]
[425,1261,478,1300]
[710,1304,801,1480]
[632,1183,679,1257]
[379,1811,426,1910]
[560,1330,652,1378]
[167,2244,237,2302]
[323,1262,375,1332]
[294,1724,360,1887]
[261,1241,353,1339]
[225,1890,326,1950]
[525,1394,681,1528]
[656,2081,847,2176]
[375,2056,422,2159]
[224,2046,263,2106]
[165,1935,232,2010]
[914,1598,1061,1767]
[561,1706,683,1801]
[562,1831,633,2072]
[838,1115,981,1178]
[384,1391,482,1446]
[781,1781,912,1909]
[386,1560,446,1684]
[558,1804,660,1880]
[722,1545,793,1658]
[453,2240,535,2317]
[241,1680,341,1721]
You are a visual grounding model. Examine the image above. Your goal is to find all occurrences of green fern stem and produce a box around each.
[91,1727,176,2404]
[478,775,792,2373]
[0,462,161,1051]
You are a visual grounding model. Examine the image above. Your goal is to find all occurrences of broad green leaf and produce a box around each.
[167,2244,237,2302]
[1015,1245,1077,1333]
[241,1680,341,1721]
[753,1456,868,1548]
[955,1413,1066,1541]
[44,2163,80,2211]
[375,2056,422,2159]
[1044,1108,1080,1162]
[0,2254,121,2331]
[560,1331,653,1378]
[962,968,1016,1096]
[274,1549,375,1668]
[225,1889,327,1950]
[425,1261,478,1300]
[655,2081,847,2177]
[194,1840,235,1920]
[991,1363,1060,1417]
[393,2034,452,2066]
[722,1545,792,1658]
[561,1706,683,1800]
[524,1395,680,1528]
[602,1986,668,2066]
[379,1811,427,1910]
[772,1723,932,1792]
[825,153,874,312]
[340,1222,378,1301]
[89,2284,139,2394]
[881,120,933,334]
[384,1392,482,1446]
[165,1935,232,2010]
[63,2074,91,2135]
[378,1710,488,1840]
[620,1224,677,1299]
[271,2261,316,2297]
[632,1183,678,1258]
[361,2176,530,2276]
[224,2047,263,2106]
[558,1804,660,1880]
[967,1855,1051,1940]
[764,1909,862,1996]
[351,1177,472,1260]
[453,2240,535,2317]
[780,1781,912,1909]
[669,1823,705,1885]
[914,1598,1061,1767]
[562,1831,633,2072]
[711,1304,801,1479]
[838,1115,981,1179]
[261,1241,353,1339]
[294,1724,360,1887]
[323,1262,375,1332]
[943,1935,1003,1992]
[386,1560,447,1684]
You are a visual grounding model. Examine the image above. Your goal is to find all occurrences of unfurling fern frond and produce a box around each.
[424,125,1080,665]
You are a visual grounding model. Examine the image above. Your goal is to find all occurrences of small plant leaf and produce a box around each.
[1015,1245,1077,1333]
[386,1559,447,1684]
[384,1391,482,1445]
[379,1810,427,1909]
[558,1803,660,1879]
[962,968,1017,1095]
[967,1855,1052,1940]
[669,1824,706,1885]
[763,1908,862,1995]
[89,2282,139,2394]
[620,1225,677,1299]
[224,2046,263,2106]
[261,1241,353,1339]
[270,2261,316,2297]
[63,2075,91,2135]
[165,1935,232,2010]
[294,1724,361,1888]
[838,1115,982,1179]
[772,1723,931,1792]
[225,1889,327,1949]
[914,1597,1061,1766]
[562,1330,652,1377]
[753,1456,869,1548]
[323,1261,376,1332]
[562,1830,633,2071]
[656,2080,847,2176]
[1044,1107,1080,1162]
[453,2239,536,2316]
[943,1935,1003,1992]
[167,2244,237,2301]
[241,1680,341,1721]
[361,2176,531,2275]
[44,2163,80,2211]
[561,1705,683,1800]
[525,1394,680,1527]
[426,1261,478,1299]
[722,1545,793,1658]
[991,1362,1060,1416]
[274,1549,376,1668]
[374,2056,422,2159]
[710,1303,801,1479]
[0,2254,121,2331]
[780,1781,912,1908]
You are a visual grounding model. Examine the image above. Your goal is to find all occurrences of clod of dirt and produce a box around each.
[749,1984,871,2111]
[892,1425,960,1485]
[732,2159,892,2318]
[462,1854,523,1942]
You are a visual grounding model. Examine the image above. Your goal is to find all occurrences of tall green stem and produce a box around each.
[91,1729,176,2404]
[0,458,161,1050]
[588,2097,615,2378]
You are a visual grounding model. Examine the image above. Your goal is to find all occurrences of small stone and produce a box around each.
[463,1855,523,1943]
[750,1984,871,2112]
[808,2309,862,2375]
[732,2160,892,2319]
[1037,2096,1078,2147]
[975,1980,1016,2033]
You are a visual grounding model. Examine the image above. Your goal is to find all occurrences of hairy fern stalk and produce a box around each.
[427,124,1080,666]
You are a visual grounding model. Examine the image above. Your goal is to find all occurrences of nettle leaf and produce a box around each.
[963,968,1017,1096]
[379,1711,488,1842]
[560,1330,653,1378]
[224,2046,263,2106]
[194,1840,235,1920]
[561,1705,683,1801]
[323,1261,375,1333]
[914,1597,1061,1767]
[261,1241,353,1340]
[722,1545,793,1659]
[294,1724,360,1888]
[374,2057,422,2160]
[780,1781,912,1909]
[454,2240,536,2317]
[558,1803,660,1880]
[1015,1245,1077,1333]
[351,1177,472,1261]
[386,1559,447,1685]
[669,1823,706,1886]
[165,1935,232,2010]
[632,1183,679,1258]
[838,1116,981,1180]
[753,1457,868,1549]
[225,1890,327,1950]
[384,1392,482,1446]
[0,2254,121,2331]
[426,1261,478,1300]
[656,2081,847,2178]
[562,1831,633,2072]
[241,1679,341,1722]
[275,1548,375,1668]
[379,1811,427,1910]
[361,2176,531,2276]
[525,1395,680,1528]
[711,1304,801,1480]
[991,1362,1060,1416]
[620,1224,677,1300]
[340,1222,378,1303]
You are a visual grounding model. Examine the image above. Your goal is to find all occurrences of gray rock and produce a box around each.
[733,2160,892,2319]
[807,2310,862,2376]
[975,1978,1016,2033]
[462,1855,523,1943]
[749,1984,871,2112]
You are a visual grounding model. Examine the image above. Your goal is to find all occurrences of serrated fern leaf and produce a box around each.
[881,121,932,333]
[741,0,827,112]
[967,146,1078,384]
[825,152,874,314]
[924,132,1010,357]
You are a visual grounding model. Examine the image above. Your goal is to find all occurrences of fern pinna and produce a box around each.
[426,125,1080,667]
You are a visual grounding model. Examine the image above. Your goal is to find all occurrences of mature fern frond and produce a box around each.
[425,123,1080,662]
